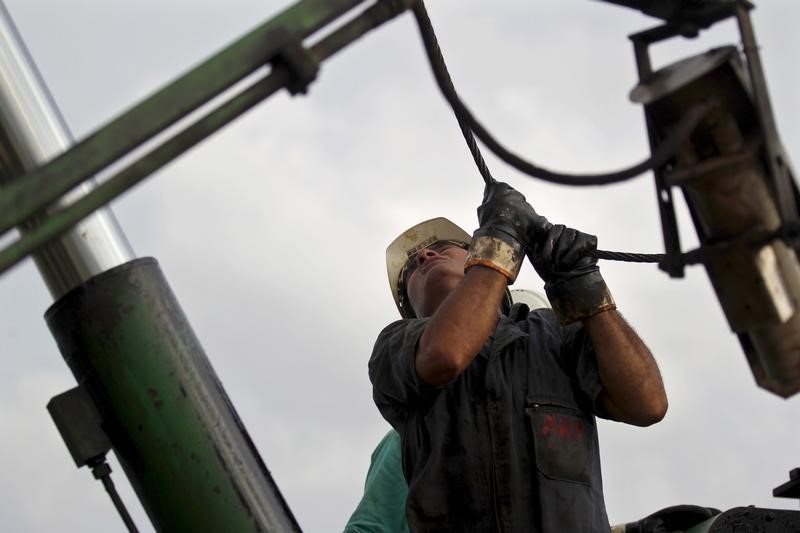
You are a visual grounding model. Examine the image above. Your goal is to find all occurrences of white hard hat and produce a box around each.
[510,289,551,310]
[385,217,518,318]
[386,217,472,318]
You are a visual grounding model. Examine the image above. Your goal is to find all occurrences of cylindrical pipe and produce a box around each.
[46,258,301,532]
[0,1,133,299]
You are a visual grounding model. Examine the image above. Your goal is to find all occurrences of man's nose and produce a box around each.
[416,248,439,266]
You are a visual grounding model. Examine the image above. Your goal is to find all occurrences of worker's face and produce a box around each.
[404,241,468,318]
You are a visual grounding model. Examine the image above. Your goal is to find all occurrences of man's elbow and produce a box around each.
[415,347,468,387]
[630,396,668,427]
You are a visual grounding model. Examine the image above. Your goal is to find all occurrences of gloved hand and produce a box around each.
[466,181,550,283]
[528,224,616,324]
[476,181,550,248]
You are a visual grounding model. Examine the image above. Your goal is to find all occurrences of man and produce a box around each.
[369,181,667,532]
[345,289,551,533]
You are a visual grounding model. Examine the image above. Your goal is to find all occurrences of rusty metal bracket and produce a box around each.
[655,218,800,275]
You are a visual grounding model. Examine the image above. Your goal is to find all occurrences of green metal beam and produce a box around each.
[0,0,416,278]
[0,0,366,236]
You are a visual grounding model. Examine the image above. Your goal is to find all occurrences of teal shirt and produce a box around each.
[344,430,410,533]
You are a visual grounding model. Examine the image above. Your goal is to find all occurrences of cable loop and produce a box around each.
[411,1,712,186]
[410,0,701,263]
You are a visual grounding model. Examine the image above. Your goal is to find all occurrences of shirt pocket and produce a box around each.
[525,398,593,485]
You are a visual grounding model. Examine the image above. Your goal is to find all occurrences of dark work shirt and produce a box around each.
[369,308,612,533]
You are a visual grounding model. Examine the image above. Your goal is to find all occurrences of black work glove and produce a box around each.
[528,224,616,324]
[476,181,550,248]
[466,181,550,283]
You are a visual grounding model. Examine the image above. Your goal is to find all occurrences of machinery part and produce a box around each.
[601,0,748,28]
[688,506,800,532]
[634,45,800,396]
[614,506,800,532]
[48,387,139,532]
[773,468,800,503]
[46,258,301,532]
[47,386,111,468]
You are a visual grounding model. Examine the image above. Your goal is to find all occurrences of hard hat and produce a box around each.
[386,217,516,318]
[510,289,551,310]
[386,217,472,318]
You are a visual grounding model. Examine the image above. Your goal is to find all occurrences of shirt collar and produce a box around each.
[484,312,529,359]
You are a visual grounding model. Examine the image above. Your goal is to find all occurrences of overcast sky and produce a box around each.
[1,1,799,531]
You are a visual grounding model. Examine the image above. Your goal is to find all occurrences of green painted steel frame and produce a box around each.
[0,0,416,277]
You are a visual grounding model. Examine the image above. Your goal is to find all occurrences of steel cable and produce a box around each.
[411,0,669,263]
[411,0,710,187]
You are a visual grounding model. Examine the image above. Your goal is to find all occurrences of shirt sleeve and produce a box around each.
[369,318,437,422]
[343,429,410,533]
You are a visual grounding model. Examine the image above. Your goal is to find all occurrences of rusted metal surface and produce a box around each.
[640,46,800,397]
[46,259,301,532]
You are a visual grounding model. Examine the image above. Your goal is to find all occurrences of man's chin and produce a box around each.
[419,274,462,312]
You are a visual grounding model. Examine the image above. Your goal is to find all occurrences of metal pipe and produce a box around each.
[46,259,302,532]
[0,0,133,298]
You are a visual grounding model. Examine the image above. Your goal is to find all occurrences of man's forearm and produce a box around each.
[583,310,668,426]
[415,267,507,387]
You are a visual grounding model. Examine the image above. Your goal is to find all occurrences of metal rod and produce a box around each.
[734,1,797,222]
[0,0,133,298]
[630,35,685,277]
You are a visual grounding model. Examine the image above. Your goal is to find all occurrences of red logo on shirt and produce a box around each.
[541,414,585,441]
